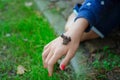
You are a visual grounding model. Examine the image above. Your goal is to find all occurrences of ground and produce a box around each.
[0,0,72,80]
[0,0,120,80]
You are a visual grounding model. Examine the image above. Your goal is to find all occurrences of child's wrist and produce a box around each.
[65,18,89,42]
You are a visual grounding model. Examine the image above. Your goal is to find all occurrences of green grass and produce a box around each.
[0,0,61,80]
[92,46,120,80]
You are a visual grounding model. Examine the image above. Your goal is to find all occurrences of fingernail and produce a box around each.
[48,73,52,77]
[48,73,51,77]
[60,64,65,70]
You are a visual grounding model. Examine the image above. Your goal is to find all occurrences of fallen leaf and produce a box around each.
[2,45,7,50]
[23,38,28,42]
[17,65,26,75]
[6,33,11,37]
[25,2,33,7]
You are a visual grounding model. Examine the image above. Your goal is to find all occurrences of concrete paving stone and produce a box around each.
[71,0,84,4]
[61,7,73,20]
[34,0,53,11]
[56,1,73,19]
[49,0,58,2]
[56,1,68,9]
[71,45,94,80]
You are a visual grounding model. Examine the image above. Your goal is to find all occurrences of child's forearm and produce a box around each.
[65,18,89,42]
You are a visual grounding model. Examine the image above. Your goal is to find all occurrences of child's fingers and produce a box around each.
[43,41,52,51]
[42,48,50,68]
[45,50,54,68]
[47,49,66,76]
[43,38,58,51]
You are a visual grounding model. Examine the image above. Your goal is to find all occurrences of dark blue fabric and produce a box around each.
[74,0,120,36]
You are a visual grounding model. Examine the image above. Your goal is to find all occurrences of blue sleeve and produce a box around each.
[75,0,117,31]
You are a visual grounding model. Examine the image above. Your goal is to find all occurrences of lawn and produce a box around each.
[92,46,120,80]
[0,0,61,80]
[1,0,120,80]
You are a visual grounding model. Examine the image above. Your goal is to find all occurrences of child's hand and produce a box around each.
[42,18,88,76]
[42,34,80,76]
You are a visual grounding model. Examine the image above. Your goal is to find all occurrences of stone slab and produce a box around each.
[71,45,94,80]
